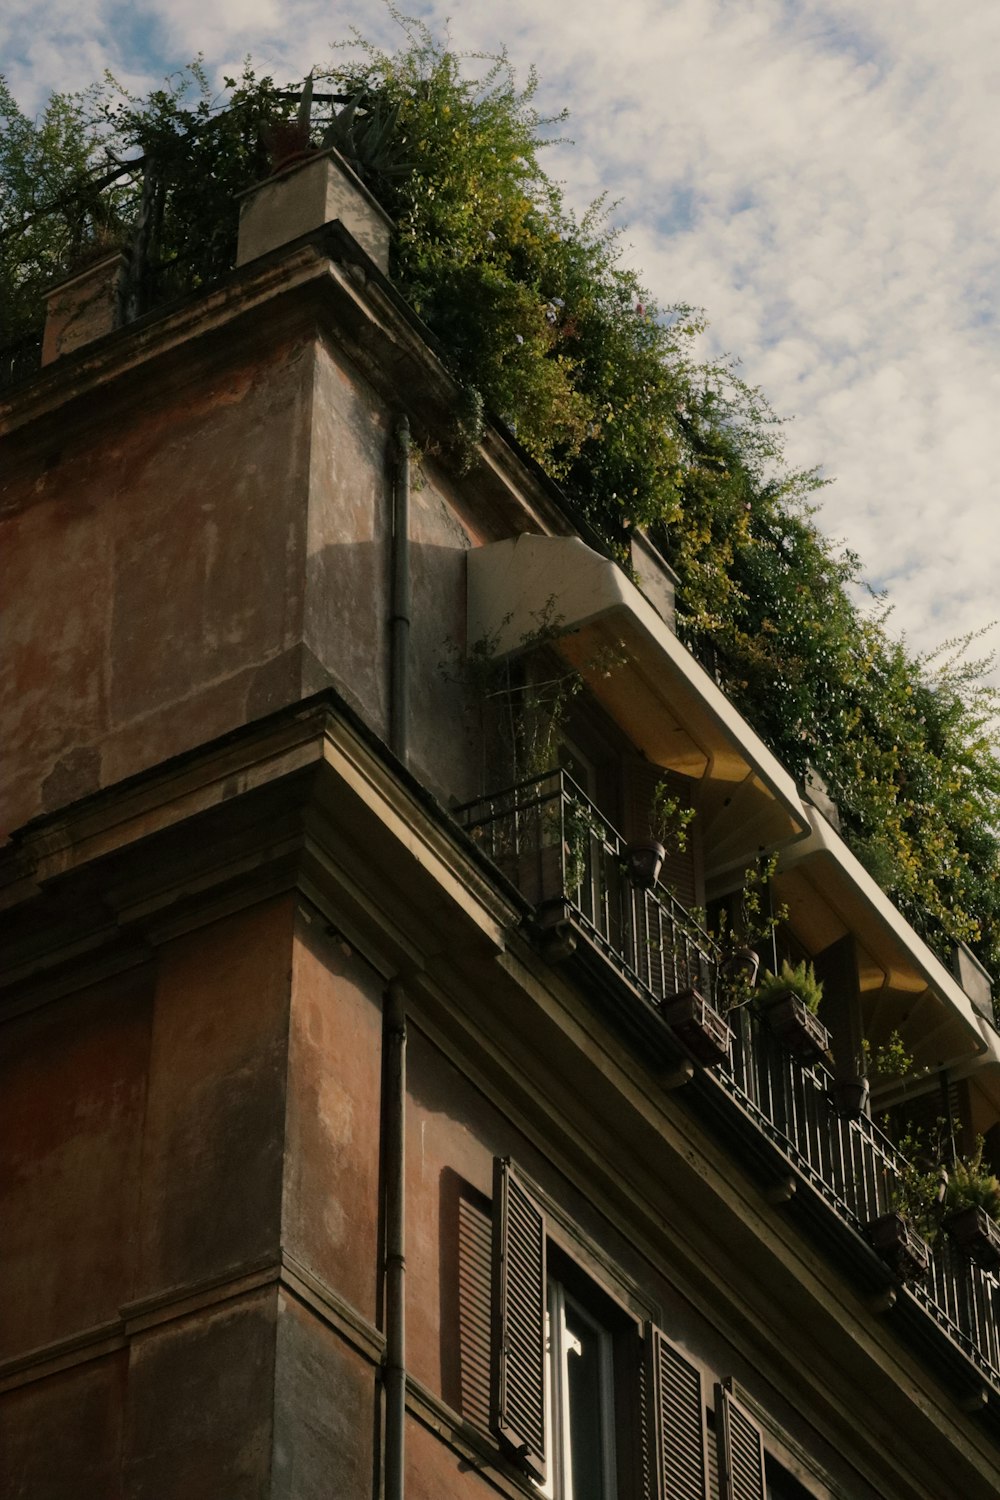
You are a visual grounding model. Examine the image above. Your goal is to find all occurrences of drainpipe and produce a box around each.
[383,978,407,1500]
[389,416,411,766]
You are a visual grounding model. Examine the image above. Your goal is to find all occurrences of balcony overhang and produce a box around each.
[777,806,986,1066]
[467,535,809,878]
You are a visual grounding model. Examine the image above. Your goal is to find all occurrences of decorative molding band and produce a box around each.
[0,1253,383,1393]
[278,1251,385,1365]
[404,1375,527,1500]
[0,1319,126,1395]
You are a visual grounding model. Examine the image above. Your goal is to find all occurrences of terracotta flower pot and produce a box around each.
[624,838,665,890]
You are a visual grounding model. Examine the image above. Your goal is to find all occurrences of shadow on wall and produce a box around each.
[439,1166,493,1431]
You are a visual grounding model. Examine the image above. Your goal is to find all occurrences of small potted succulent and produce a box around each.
[942,1145,1000,1273]
[625,779,694,890]
[754,959,830,1064]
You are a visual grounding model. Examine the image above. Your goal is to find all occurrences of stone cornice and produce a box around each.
[0,690,518,1007]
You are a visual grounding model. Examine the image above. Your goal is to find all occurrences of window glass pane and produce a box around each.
[563,1297,615,1500]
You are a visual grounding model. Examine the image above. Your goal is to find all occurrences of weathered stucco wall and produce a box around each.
[3,322,500,840]
[0,966,152,1363]
[306,338,478,807]
[283,908,383,1324]
[0,898,295,1497]
[1,335,315,837]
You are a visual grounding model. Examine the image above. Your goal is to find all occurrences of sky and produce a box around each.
[4,0,999,686]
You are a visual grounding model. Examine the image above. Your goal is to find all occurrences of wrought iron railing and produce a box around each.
[0,88,360,395]
[458,769,1000,1391]
[459,769,722,1009]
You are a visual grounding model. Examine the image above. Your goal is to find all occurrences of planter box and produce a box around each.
[662,989,732,1069]
[237,147,392,273]
[866,1212,931,1283]
[498,843,565,909]
[760,991,830,1064]
[944,1205,1000,1273]
[42,250,129,365]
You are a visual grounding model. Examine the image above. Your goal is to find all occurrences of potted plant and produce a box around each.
[662,988,732,1069]
[866,1153,941,1283]
[828,1043,871,1119]
[866,1209,932,1283]
[754,959,830,1064]
[625,779,694,890]
[942,1144,1000,1272]
[827,1073,870,1120]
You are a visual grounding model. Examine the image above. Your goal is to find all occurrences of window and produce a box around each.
[539,1276,618,1500]
[481,1160,821,1500]
[490,1158,711,1500]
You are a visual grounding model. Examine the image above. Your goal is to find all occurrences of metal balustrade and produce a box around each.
[459,770,722,1009]
[458,768,1000,1391]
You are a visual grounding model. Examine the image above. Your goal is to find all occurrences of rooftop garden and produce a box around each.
[2,19,999,991]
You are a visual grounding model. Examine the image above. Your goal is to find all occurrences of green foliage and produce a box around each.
[99,61,283,305]
[4,19,1000,984]
[562,796,609,895]
[647,781,695,849]
[755,959,824,1015]
[458,600,587,784]
[0,61,285,344]
[945,1141,1000,1218]
[888,1132,1000,1240]
[863,1029,914,1084]
[890,1158,946,1242]
[0,78,119,344]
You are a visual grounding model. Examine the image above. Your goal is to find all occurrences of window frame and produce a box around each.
[490,1158,711,1500]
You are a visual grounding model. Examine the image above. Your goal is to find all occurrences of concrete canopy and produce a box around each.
[467,533,809,880]
[778,806,986,1069]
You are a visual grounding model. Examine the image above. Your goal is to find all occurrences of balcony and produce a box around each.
[459,770,727,1063]
[458,770,1000,1405]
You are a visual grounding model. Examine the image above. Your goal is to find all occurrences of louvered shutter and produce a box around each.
[644,1324,708,1500]
[490,1158,547,1482]
[716,1385,766,1500]
[706,1420,720,1500]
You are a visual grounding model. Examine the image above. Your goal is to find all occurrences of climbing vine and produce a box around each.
[2,17,999,981]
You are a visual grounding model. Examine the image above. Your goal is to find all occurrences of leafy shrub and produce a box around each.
[754,959,824,1015]
[3,19,999,989]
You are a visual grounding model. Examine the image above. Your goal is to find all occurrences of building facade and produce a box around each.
[3,148,1000,1499]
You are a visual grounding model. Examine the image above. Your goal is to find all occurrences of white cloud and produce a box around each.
[6,0,1000,684]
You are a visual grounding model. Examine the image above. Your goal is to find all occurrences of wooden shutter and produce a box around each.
[716,1385,766,1500]
[490,1158,547,1482]
[644,1324,708,1500]
[706,1417,720,1500]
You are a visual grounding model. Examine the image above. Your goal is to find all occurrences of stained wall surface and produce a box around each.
[0,898,296,1498]
[1,336,313,836]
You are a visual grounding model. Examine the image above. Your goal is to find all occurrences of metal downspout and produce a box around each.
[383,979,407,1500]
[389,416,411,765]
